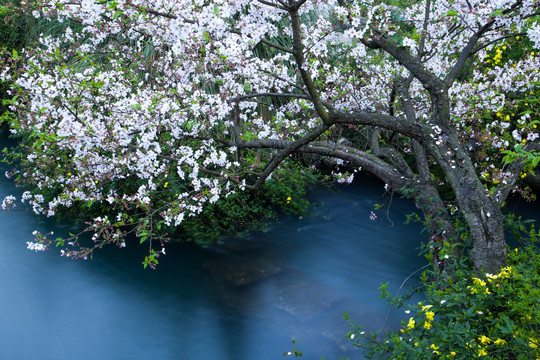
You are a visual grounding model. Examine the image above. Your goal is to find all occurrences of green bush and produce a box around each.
[348,219,540,359]
[178,160,319,245]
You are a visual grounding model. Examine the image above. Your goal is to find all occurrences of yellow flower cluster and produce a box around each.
[487,266,513,282]
[472,277,487,286]
[469,277,491,294]
[418,305,435,330]
[485,46,504,66]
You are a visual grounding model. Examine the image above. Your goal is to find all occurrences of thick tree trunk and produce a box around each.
[431,131,508,274]
[456,187,507,274]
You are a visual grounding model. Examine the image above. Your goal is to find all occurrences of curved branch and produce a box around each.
[371,129,415,178]
[249,124,330,189]
[331,109,426,140]
[301,142,416,191]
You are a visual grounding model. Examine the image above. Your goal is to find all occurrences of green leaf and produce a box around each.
[33,139,44,149]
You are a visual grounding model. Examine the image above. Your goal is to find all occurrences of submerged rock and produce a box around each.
[203,241,283,287]
[274,274,339,320]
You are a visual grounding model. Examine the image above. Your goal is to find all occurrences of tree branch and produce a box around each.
[302,142,415,190]
[445,0,524,86]
[229,92,310,102]
[289,8,331,123]
[331,109,425,140]
[259,38,296,54]
[365,34,445,92]
[257,0,288,11]
[371,129,415,178]
[249,123,330,189]
[471,32,527,55]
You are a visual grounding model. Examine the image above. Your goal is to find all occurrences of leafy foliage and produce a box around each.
[347,217,540,359]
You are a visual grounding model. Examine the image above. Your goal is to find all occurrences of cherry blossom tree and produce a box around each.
[1,0,539,273]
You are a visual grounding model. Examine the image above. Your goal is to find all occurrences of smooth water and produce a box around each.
[1,133,538,359]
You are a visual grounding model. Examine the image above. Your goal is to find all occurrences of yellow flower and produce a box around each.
[516,36,520,40]
[494,338,507,346]
[450,352,456,356]
[425,311,435,322]
[472,278,487,287]
[530,340,538,349]
[407,317,415,330]
[478,348,488,356]
[423,321,432,330]
[478,335,492,345]
[422,305,433,311]
[164,182,168,188]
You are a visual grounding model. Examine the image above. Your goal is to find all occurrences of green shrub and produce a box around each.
[178,160,319,245]
[348,220,540,359]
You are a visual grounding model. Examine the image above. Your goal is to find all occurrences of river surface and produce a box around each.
[1,132,538,360]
